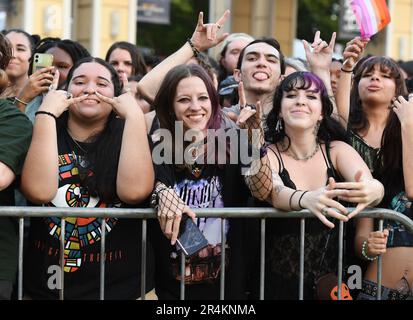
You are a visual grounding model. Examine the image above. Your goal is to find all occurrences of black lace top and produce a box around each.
[264,142,343,300]
[348,130,379,173]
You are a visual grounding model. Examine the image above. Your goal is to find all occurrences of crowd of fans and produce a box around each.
[0,9,412,300]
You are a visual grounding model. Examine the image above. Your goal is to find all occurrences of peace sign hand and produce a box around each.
[190,10,230,52]
[95,77,142,120]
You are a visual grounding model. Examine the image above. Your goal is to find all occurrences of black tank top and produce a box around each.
[264,141,344,300]
[269,141,341,189]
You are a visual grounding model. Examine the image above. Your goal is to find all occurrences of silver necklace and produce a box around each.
[285,143,320,161]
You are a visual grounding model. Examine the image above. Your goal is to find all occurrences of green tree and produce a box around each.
[297,0,340,42]
[137,0,208,56]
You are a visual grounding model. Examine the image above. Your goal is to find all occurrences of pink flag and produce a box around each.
[350,0,391,39]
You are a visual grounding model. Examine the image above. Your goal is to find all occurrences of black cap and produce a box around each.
[218,76,238,96]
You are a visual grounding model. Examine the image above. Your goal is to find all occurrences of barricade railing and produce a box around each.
[1,206,412,301]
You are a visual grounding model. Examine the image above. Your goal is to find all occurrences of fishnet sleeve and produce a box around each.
[154,182,187,219]
[240,112,273,202]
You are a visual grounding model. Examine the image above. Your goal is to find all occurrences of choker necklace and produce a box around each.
[285,143,320,161]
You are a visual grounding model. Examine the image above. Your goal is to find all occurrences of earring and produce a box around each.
[275,118,283,133]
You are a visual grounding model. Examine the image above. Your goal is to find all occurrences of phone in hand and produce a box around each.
[32,53,54,73]
[176,214,208,256]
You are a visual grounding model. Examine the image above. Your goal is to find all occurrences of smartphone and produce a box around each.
[176,215,208,256]
[32,53,54,73]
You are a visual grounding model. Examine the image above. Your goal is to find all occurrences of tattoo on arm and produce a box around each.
[272,172,284,196]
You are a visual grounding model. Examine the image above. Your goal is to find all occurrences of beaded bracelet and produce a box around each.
[14,97,28,106]
[35,111,57,120]
[187,38,200,57]
[361,240,378,261]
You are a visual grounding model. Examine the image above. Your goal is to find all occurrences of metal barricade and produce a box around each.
[1,206,412,300]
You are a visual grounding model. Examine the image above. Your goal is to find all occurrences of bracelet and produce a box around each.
[187,38,200,57]
[14,97,28,106]
[361,240,378,261]
[35,111,57,120]
[298,191,308,209]
[341,67,353,73]
[150,186,170,209]
[289,190,301,210]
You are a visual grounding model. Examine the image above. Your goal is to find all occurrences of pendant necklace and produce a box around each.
[186,142,204,178]
[66,128,89,168]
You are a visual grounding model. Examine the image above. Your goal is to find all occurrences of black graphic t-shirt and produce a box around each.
[150,158,254,300]
[24,129,154,299]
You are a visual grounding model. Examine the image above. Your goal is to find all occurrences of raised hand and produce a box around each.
[391,94,413,126]
[335,170,384,218]
[39,69,88,117]
[190,10,230,52]
[17,66,55,104]
[303,31,336,71]
[342,36,369,70]
[236,81,264,145]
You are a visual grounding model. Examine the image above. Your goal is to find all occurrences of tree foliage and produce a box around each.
[297,0,340,42]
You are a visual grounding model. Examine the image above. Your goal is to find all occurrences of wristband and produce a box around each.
[35,111,57,120]
[298,191,308,209]
[289,190,301,210]
[341,67,353,73]
[187,38,200,58]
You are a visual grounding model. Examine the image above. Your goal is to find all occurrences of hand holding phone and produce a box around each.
[32,53,54,74]
[176,214,208,256]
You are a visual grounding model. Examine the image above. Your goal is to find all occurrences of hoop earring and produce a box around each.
[275,118,283,133]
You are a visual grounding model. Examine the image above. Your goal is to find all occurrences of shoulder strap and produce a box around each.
[320,142,337,180]
[267,144,284,173]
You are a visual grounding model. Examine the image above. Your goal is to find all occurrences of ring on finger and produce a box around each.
[65,92,73,99]
[244,103,256,111]
[321,207,329,215]
[49,84,56,91]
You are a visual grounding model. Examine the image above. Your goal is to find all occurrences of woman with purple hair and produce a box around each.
[241,71,384,299]
[148,63,273,299]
